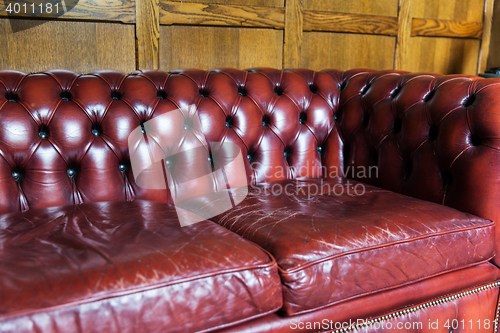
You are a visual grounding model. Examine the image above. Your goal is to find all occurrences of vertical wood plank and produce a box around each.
[136,0,160,69]
[284,0,303,68]
[479,0,495,73]
[395,0,411,70]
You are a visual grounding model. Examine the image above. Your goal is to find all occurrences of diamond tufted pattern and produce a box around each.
[1,68,500,255]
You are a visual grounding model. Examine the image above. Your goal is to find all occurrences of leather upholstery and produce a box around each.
[0,201,282,333]
[216,262,500,332]
[214,178,495,315]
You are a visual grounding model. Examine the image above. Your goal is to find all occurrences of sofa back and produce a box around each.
[1,68,500,228]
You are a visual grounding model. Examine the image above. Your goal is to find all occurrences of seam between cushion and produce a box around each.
[0,258,280,321]
[327,279,500,333]
[278,221,495,274]
[286,256,494,317]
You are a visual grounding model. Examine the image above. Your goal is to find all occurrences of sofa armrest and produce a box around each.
[323,70,500,265]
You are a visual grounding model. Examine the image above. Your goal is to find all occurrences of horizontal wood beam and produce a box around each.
[0,0,135,23]
[303,10,398,36]
[159,1,284,29]
[411,18,483,39]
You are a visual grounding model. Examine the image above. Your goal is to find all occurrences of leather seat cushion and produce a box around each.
[213,178,495,316]
[0,200,282,333]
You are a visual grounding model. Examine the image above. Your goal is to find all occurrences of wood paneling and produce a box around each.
[303,0,398,17]
[0,19,136,72]
[0,0,136,23]
[284,0,302,68]
[300,32,396,71]
[159,25,283,70]
[411,0,485,21]
[136,0,160,69]
[395,0,412,70]
[303,11,398,35]
[407,37,480,74]
[486,0,500,70]
[159,1,284,28]
[479,0,495,73]
[167,0,283,6]
[411,18,483,38]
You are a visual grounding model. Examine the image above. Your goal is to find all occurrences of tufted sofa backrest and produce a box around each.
[1,68,500,227]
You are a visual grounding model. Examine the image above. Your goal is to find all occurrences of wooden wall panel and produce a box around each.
[487,0,500,69]
[303,0,398,17]
[0,19,136,73]
[168,0,283,5]
[159,26,283,70]
[406,37,480,74]
[300,32,395,71]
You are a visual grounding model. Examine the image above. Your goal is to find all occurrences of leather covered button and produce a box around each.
[361,84,370,95]
[428,125,438,141]
[238,86,247,96]
[67,167,77,178]
[91,123,102,137]
[60,91,72,101]
[5,92,18,103]
[38,124,50,139]
[118,162,128,173]
[470,133,482,146]
[157,90,167,100]
[309,84,318,93]
[299,112,307,125]
[274,86,283,96]
[111,90,122,100]
[11,168,24,182]
[262,115,271,127]
[393,118,402,133]
[463,95,475,107]
[284,147,292,163]
[199,88,209,97]
[424,90,435,102]
[225,116,234,128]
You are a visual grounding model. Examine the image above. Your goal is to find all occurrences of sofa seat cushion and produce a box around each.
[0,200,282,333]
[213,178,495,316]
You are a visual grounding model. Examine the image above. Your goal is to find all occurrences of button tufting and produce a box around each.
[424,90,435,102]
[274,86,283,96]
[157,90,167,100]
[60,91,72,101]
[317,146,323,154]
[5,92,19,103]
[238,86,247,96]
[199,88,209,97]
[309,84,318,93]
[91,123,102,137]
[338,81,347,91]
[428,125,438,141]
[391,86,401,98]
[284,147,292,163]
[361,84,370,95]
[11,168,24,182]
[403,160,413,179]
[225,116,234,128]
[118,162,128,173]
[111,90,123,100]
[440,170,453,184]
[184,118,193,131]
[299,112,307,125]
[38,124,50,139]
[362,113,370,125]
[470,133,482,146]
[462,95,475,107]
[393,118,402,133]
[67,168,77,178]
[262,115,271,127]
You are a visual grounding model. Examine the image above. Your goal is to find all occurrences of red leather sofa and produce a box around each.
[0,68,499,333]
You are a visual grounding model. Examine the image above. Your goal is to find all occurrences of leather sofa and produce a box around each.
[0,68,499,333]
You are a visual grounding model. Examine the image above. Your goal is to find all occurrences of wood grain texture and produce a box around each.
[411,18,483,38]
[303,0,398,17]
[0,0,136,23]
[395,0,411,70]
[411,0,485,21]
[284,0,302,68]
[300,32,395,71]
[167,0,283,6]
[487,0,500,69]
[407,37,480,74]
[136,0,160,69]
[302,10,398,35]
[159,1,284,28]
[0,19,136,72]
[159,25,282,70]
[479,0,495,73]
